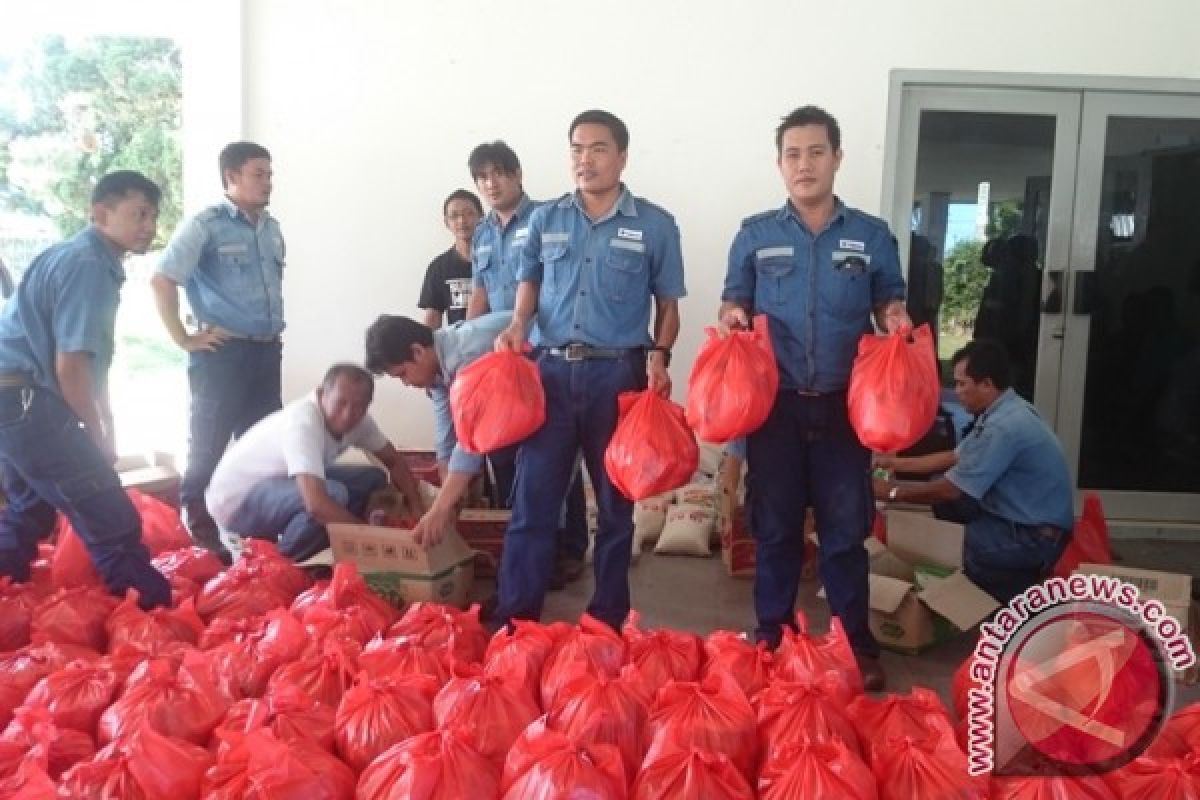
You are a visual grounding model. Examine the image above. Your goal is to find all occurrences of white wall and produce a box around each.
[238,0,1200,448]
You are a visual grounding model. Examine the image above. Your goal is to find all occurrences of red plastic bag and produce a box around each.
[388,602,488,665]
[1104,753,1200,799]
[50,518,103,589]
[643,672,758,780]
[847,686,956,766]
[756,678,862,756]
[633,745,754,800]
[450,348,545,453]
[360,633,454,686]
[267,635,361,708]
[501,716,626,800]
[0,759,56,800]
[195,539,311,623]
[622,610,704,688]
[335,672,438,772]
[30,586,118,651]
[686,315,779,443]
[213,683,337,755]
[1149,702,1200,757]
[990,773,1117,799]
[105,590,204,655]
[847,324,939,453]
[0,704,95,779]
[541,613,627,711]
[293,562,398,640]
[605,390,699,501]
[198,607,310,698]
[356,729,500,800]
[0,642,97,728]
[202,727,356,800]
[57,721,213,800]
[151,546,224,588]
[758,740,877,800]
[0,578,35,651]
[434,663,540,764]
[97,655,229,745]
[703,631,774,701]
[547,664,652,781]
[483,619,559,706]
[127,489,192,554]
[24,659,120,735]
[872,734,985,800]
[1054,493,1110,577]
[774,612,863,701]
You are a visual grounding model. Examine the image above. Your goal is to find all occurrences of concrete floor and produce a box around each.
[471,537,1200,712]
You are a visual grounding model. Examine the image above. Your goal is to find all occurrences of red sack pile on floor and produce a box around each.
[501,716,626,800]
[213,683,337,755]
[151,546,224,593]
[1053,493,1112,577]
[267,635,361,708]
[990,773,1117,799]
[97,655,229,746]
[773,612,863,701]
[643,672,758,780]
[547,664,652,780]
[202,727,356,800]
[388,601,488,665]
[0,758,56,800]
[605,389,699,501]
[703,631,775,701]
[49,519,102,589]
[483,618,561,706]
[1149,702,1200,757]
[848,686,957,765]
[30,586,118,651]
[0,578,35,651]
[198,607,310,697]
[623,610,705,687]
[1105,752,1200,799]
[360,633,454,686]
[0,703,95,780]
[0,642,95,728]
[450,348,545,454]
[871,733,985,800]
[105,590,204,656]
[755,678,862,757]
[335,672,438,772]
[633,745,755,800]
[847,324,940,453]
[27,543,55,600]
[757,740,877,800]
[58,720,212,800]
[127,489,193,554]
[23,658,120,734]
[292,562,397,638]
[195,539,311,623]
[356,729,500,800]
[434,663,540,764]
[301,602,391,648]
[686,315,779,443]
[541,613,628,710]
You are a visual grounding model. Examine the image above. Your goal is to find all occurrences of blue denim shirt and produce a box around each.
[157,199,286,338]
[0,226,124,394]
[472,194,536,313]
[430,311,515,475]
[947,389,1076,531]
[516,187,686,348]
[723,199,906,393]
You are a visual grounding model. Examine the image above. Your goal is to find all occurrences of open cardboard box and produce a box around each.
[115,450,180,505]
[326,522,475,609]
[866,510,1000,654]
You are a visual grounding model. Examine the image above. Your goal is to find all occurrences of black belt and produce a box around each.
[545,344,641,362]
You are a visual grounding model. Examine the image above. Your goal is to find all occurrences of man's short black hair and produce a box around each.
[322,363,375,401]
[776,105,842,153]
[219,141,271,188]
[569,110,629,152]
[468,141,521,180]
[91,171,161,207]
[952,339,1012,390]
[444,189,483,216]
[364,315,434,374]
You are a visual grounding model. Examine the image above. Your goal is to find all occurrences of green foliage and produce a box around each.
[937,199,1025,334]
[0,35,182,246]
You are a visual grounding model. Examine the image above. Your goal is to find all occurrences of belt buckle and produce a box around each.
[564,343,586,362]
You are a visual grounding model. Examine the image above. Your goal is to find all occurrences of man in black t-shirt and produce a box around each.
[419,189,483,328]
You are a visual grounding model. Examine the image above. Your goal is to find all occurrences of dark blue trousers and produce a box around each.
[0,386,170,609]
[496,351,644,630]
[488,445,588,561]
[747,390,877,656]
[181,340,282,509]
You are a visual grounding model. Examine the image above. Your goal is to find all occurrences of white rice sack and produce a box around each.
[675,482,718,511]
[654,503,716,557]
[696,442,725,478]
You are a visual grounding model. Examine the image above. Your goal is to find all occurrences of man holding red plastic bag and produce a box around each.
[719,106,909,690]
[493,109,686,632]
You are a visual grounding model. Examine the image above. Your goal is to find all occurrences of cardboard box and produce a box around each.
[327,523,475,609]
[867,510,1000,655]
[116,451,180,506]
[398,449,442,487]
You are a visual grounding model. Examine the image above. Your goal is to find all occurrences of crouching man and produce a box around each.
[205,363,425,561]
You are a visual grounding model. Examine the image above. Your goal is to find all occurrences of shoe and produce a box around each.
[856,653,887,692]
[182,503,232,566]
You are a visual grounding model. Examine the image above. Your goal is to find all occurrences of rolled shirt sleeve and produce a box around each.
[156,214,209,285]
[946,426,1018,502]
[514,205,546,285]
[52,258,120,359]
[649,215,687,300]
[870,231,907,307]
[722,228,757,305]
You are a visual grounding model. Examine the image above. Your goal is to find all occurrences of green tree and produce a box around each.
[0,35,182,246]
[940,238,990,334]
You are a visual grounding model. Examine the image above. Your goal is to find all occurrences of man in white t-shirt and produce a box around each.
[206,363,425,561]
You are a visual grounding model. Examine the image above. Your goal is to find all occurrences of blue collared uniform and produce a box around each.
[0,227,169,608]
[472,194,537,314]
[157,199,287,516]
[496,187,686,630]
[722,198,906,655]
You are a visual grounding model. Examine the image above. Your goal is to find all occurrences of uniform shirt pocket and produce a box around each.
[540,239,570,298]
[754,245,796,307]
[605,239,646,303]
[830,250,873,317]
[216,241,255,288]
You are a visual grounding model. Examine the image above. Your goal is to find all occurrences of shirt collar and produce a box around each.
[567,185,637,223]
[971,387,1019,433]
[777,196,848,232]
[83,225,126,282]
[486,193,533,230]
[220,197,269,226]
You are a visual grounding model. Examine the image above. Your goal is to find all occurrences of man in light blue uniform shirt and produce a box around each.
[152,141,285,563]
[874,340,1074,604]
[364,311,513,545]
[0,171,170,608]
[494,110,686,631]
[720,106,910,690]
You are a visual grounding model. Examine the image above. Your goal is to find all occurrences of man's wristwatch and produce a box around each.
[648,346,671,367]
[887,484,900,501]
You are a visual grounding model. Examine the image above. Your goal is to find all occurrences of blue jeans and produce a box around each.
[490,446,588,561]
[747,390,877,656]
[223,465,387,561]
[181,340,282,509]
[496,350,645,629]
[0,386,170,608]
